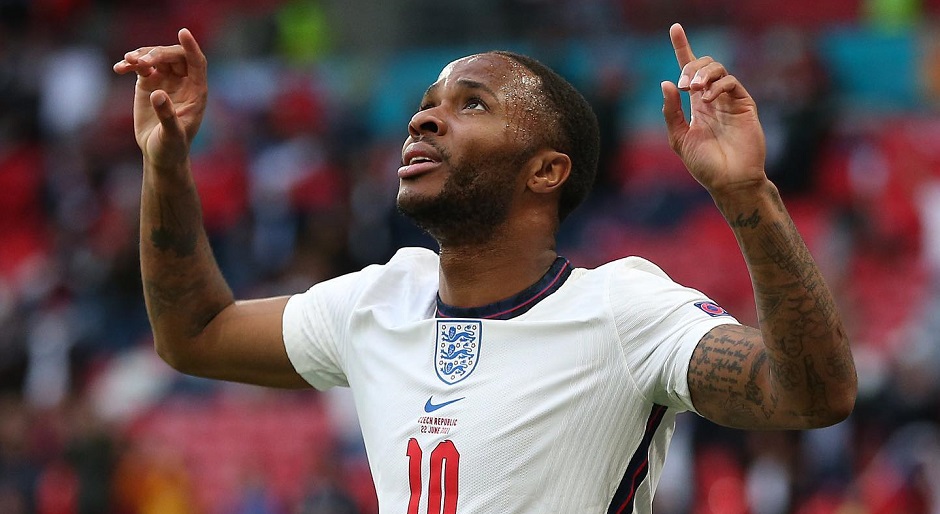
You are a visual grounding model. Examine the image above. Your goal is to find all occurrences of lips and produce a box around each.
[399,141,443,178]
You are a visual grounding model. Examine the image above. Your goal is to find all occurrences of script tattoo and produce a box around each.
[688,325,777,426]
[729,208,761,229]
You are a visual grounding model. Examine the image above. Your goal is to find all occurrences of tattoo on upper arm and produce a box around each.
[689,326,778,425]
[744,350,778,419]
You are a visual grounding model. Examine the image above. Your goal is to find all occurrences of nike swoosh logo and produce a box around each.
[424,396,465,413]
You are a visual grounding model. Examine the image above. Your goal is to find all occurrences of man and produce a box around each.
[113,23,856,513]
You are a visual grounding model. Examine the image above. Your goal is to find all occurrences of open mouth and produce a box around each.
[399,141,443,178]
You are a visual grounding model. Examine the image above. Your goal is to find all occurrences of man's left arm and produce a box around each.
[661,23,856,429]
[687,180,856,429]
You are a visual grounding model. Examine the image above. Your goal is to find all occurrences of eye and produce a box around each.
[464,97,486,111]
[418,101,435,111]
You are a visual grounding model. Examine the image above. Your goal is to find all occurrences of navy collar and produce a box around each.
[435,256,572,320]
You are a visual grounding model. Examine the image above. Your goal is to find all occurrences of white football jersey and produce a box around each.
[283,247,738,513]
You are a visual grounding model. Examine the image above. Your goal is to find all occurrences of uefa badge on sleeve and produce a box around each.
[434,320,482,385]
[694,301,732,317]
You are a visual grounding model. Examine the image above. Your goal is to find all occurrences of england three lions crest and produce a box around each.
[435,320,481,385]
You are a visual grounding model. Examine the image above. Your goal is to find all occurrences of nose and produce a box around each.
[408,107,447,138]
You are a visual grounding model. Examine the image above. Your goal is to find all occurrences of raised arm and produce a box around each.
[113,29,308,388]
[661,24,856,429]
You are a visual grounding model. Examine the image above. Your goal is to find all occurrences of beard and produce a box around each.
[397,143,533,247]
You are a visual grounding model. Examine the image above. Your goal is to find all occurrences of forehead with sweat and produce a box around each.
[438,53,557,146]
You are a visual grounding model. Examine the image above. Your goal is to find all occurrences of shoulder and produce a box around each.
[580,255,731,317]
[595,255,673,278]
[539,256,682,318]
[576,255,677,290]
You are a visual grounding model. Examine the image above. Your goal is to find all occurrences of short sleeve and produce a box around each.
[282,269,372,390]
[611,257,741,412]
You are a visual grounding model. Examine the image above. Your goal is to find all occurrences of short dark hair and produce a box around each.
[493,51,600,223]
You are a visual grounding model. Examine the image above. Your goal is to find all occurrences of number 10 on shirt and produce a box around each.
[407,438,460,514]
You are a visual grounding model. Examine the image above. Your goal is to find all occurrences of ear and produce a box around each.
[526,150,571,194]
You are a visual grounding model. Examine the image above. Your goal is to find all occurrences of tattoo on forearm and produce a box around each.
[145,275,205,323]
[802,355,830,415]
[754,289,786,319]
[695,186,855,427]
[824,333,854,381]
[728,209,761,229]
[774,327,805,359]
[769,355,799,390]
[141,182,231,338]
[148,190,200,258]
[144,273,226,338]
[753,219,839,341]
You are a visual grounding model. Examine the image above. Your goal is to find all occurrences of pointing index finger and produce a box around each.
[177,28,207,78]
[670,23,696,68]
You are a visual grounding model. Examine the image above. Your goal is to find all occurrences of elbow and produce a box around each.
[822,354,860,427]
[154,338,184,372]
[816,393,856,428]
[809,377,858,429]
[153,336,200,376]
[830,379,858,425]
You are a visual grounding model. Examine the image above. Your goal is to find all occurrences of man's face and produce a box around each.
[396,53,546,246]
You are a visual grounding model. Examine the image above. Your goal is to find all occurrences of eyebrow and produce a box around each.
[422,78,499,103]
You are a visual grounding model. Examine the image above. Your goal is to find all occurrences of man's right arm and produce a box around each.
[115,29,309,388]
[140,160,308,388]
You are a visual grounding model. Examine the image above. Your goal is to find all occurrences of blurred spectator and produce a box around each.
[113,437,196,514]
[0,396,40,513]
[63,398,116,514]
[229,470,284,514]
[740,27,836,197]
[38,45,109,139]
[295,449,361,514]
[864,0,922,32]
[274,0,332,65]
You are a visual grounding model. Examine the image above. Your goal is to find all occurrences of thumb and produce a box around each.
[150,90,185,140]
[661,81,688,153]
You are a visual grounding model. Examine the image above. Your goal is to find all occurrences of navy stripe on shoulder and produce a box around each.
[607,404,669,514]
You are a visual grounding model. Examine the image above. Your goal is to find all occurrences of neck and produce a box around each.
[436,229,558,308]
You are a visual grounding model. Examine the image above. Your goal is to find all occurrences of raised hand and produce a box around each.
[113,28,207,174]
[661,23,767,196]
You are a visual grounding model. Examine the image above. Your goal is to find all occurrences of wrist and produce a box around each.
[706,175,773,199]
[709,177,776,206]
[709,178,783,227]
[143,157,194,189]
